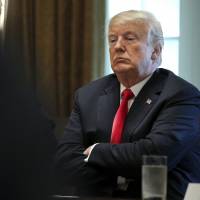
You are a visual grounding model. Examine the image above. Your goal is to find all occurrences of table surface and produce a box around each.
[51,195,140,200]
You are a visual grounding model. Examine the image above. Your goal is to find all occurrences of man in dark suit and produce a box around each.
[55,10,200,199]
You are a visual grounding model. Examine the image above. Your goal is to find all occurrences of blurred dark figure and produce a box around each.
[0,43,57,199]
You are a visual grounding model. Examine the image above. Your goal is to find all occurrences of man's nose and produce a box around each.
[114,38,125,51]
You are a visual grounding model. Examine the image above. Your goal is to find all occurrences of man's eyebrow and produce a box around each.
[108,33,116,37]
[108,31,138,36]
[108,31,139,39]
[123,31,137,36]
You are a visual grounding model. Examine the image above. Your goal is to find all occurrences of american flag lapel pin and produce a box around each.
[146,98,152,104]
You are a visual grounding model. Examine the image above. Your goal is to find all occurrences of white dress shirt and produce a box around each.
[120,74,152,110]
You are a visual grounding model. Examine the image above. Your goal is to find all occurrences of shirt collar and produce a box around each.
[120,72,154,98]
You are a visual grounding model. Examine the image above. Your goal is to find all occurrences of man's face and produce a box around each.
[109,21,155,77]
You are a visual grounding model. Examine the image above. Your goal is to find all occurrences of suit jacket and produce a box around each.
[56,68,200,199]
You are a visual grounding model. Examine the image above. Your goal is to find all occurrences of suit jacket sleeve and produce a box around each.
[55,91,115,190]
[87,85,200,178]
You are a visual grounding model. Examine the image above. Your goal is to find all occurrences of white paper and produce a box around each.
[184,183,200,200]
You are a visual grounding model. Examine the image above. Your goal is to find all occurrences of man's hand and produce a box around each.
[83,143,99,162]
[83,145,93,156]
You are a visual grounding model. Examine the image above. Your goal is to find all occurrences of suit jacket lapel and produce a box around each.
[122,69,167,142]
[97,75,120,142]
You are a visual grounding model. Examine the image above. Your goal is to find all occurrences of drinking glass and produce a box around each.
[142,155,167,200]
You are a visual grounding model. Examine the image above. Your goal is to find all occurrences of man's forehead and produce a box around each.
[109,21,149,35]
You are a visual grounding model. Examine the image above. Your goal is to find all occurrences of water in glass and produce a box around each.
[142,164,167,200]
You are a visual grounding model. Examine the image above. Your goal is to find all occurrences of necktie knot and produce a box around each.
[121,88,134,101]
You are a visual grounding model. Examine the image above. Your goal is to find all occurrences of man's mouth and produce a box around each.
[113,57,130,65]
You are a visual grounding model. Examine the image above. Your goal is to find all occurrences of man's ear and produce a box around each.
[151,44,162,61]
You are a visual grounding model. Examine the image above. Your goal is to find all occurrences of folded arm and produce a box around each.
[55,91,115,190]
[87,89,200,178]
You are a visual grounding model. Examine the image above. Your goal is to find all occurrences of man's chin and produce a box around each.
[112,65,132,74]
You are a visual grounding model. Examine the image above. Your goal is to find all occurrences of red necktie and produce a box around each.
[110,88,134,144]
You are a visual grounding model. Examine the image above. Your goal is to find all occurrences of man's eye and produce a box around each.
[109,38,117,43]
[126,36,135,41]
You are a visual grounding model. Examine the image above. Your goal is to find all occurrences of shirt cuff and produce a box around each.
[84,143,99,162]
